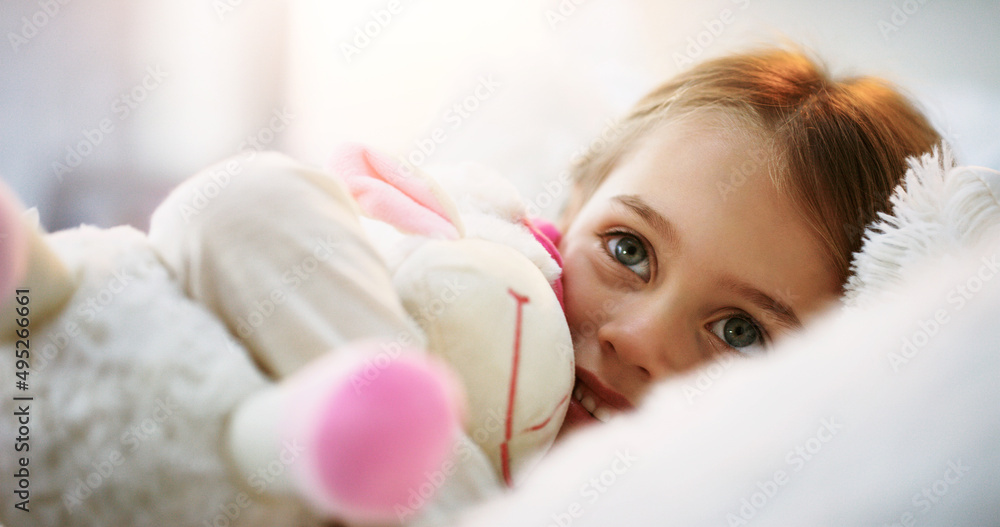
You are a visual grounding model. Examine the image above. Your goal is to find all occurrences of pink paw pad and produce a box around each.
[304,354,463,521]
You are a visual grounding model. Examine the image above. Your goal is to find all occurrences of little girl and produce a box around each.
[149,45,939,481]
[554,47,940,435]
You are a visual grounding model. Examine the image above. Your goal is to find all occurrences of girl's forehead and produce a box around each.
[596,117,775,201]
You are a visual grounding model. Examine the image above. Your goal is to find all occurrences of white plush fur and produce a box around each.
[458,151,1000,526]
[0,152,564,527]
[846,147,1000,306]
[0,227,322,527]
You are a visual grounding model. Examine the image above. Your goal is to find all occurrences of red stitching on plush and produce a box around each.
[502,288,530,487]
[525,394,570,432]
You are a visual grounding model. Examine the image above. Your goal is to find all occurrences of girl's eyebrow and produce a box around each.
[718,275,801,330]
[612,194,680,251]
[612,194,799,329]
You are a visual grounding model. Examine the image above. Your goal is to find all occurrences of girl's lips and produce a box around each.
[558,368,637,437]
[562,396,599,433]
[572,380,614,422]
[562,367,636,431]
[574,367,635,412]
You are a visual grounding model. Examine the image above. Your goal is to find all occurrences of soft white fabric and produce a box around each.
[0,226,322,527]
[0,151,513,527]
[406,432,503,527]
[148,151,425,378]
[845,147,1000,307]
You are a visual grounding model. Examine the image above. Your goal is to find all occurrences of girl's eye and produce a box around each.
[605,233,651,281]
[710,316,766,354]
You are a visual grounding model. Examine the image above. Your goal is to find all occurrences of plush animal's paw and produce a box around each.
[305,350,464,520]
[227,342,464,524]
[0,181,27,296]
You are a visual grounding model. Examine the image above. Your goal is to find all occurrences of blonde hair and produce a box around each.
[561,48,942,284]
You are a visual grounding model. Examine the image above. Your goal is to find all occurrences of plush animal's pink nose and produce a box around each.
[310,353,463,521]
[0,182,27,295]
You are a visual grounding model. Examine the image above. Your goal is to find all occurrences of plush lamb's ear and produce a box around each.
[0,181,76,336]
[329,143,464,239]
[0,181,28,297]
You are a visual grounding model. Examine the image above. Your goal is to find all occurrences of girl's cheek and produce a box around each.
[569,262,614,342]
[560,259,588,334]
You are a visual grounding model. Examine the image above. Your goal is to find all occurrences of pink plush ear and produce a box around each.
[329,144,463,239]
[0,181,28,296]
[523,217,565,311]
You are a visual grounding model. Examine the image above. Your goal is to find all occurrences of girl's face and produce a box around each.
[557,117,841,435]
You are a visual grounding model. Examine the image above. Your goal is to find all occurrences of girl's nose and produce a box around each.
[597,296,702,380]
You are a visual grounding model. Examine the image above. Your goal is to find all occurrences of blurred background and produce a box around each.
[1,0,998,232]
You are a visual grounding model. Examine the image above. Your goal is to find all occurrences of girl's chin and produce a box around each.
[557,397,599,441]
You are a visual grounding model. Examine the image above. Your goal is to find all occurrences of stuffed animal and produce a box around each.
[0,145,573,527]
[843,146,1000,306]
[455,146,1000,526]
